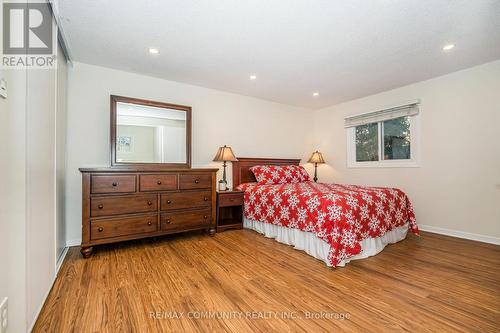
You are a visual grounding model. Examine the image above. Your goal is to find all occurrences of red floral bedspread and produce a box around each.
[237,181,419,267]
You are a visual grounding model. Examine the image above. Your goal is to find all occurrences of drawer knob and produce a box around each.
[98,227,104,232]
[167,200,172,204]
[194,179,200,184]
[112,182,118,187]
[98,204,103,209]
[229,198,234,202]
[147,201,153,206]
[147,221,153,226]
[157,181,162,185]
[204,215,208,219]
[165,219,171,224]
[203,197,208,201]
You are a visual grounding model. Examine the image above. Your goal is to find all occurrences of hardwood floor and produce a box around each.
[33,230,500,332]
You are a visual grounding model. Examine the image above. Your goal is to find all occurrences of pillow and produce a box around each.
[250,165,310,185]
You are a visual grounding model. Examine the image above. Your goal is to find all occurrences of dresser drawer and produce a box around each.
[91,175,136,194]
[219,193,244,207]
[139,174,178,192]
[91,194,157,217]
[179,174,212,190]
[161,209,211,232]
[160,190,211,211]
[91,214,157,240]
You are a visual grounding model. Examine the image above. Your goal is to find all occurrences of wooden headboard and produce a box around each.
[232,157,301,188]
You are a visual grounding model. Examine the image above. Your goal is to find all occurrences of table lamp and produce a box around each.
[308,151,325,183]
[213,145,238,190]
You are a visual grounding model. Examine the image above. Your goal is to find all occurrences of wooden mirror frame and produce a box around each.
[110,95,192,169]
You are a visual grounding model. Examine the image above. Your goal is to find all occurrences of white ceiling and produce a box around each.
[55,0,500,109]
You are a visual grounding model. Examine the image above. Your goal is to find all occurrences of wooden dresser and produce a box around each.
[79,168,218,257]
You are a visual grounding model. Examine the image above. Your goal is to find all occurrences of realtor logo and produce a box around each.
[2,1,57,68]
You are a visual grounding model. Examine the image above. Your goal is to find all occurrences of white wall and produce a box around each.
[25,59,57,330]
[0,78,8,330]
[0,2,68,331]
[313,60,500,240]
[0,67,29,333]
[0,2,28,332]
[1,64,61,332]
[0,0,8,316]
[66,62,313,244]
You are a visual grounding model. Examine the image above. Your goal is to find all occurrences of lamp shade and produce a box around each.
[308,151,325,164]
[213,145,238,162]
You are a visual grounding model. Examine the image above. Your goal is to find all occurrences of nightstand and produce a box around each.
[216,190,244,232]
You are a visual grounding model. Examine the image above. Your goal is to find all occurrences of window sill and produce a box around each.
[347,161,420,168]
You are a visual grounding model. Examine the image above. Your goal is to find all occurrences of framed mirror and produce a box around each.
[110,95,191,168]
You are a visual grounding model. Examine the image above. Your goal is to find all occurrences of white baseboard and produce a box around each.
[66,239,81,247]
[29,246,69,332]
[28,278,55,333]
[56,246,69,273]
[419,224,500,245]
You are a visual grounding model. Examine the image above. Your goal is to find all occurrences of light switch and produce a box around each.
[0,78,7,99]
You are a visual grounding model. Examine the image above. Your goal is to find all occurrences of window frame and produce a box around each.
[346,114,420,168]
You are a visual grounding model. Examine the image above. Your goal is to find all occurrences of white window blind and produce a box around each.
[344,102,420,128]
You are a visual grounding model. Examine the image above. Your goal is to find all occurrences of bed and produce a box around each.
[232,157,419,267]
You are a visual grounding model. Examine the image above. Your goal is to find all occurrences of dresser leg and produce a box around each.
[80,246,93,258]
[208,228,216,236]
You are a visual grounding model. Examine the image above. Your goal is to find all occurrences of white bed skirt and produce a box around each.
[244,218,409,267]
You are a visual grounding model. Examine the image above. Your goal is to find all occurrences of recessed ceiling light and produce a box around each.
[442,43,455,51]
[313,92,319,97]
[149,48,160,54]
[249,75,257,80]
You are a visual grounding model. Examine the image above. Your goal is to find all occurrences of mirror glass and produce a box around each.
[115,101,187,164]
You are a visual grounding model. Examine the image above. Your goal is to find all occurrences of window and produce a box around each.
[346,102,419,168]
[355,122,378,162]
[382,116,411,160]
